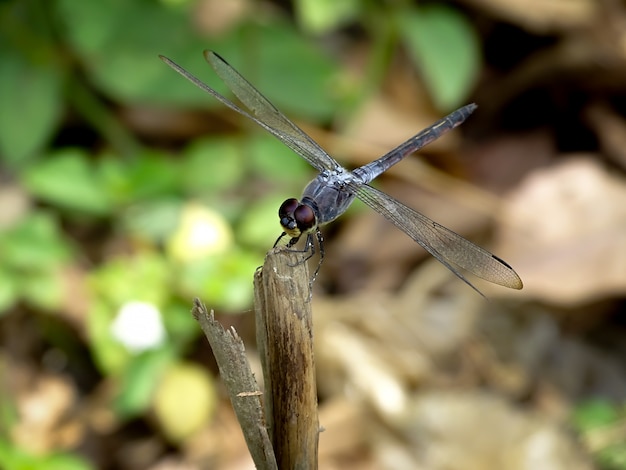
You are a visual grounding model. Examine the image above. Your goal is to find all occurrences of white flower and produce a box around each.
[111,301,166,353]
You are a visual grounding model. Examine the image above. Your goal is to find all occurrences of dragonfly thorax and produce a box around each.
[278,198,317,238]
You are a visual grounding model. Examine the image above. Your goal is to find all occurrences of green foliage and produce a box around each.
[0,212,72,311]
[181,137,246,194]
[572,400,626,469]
[247,134,312,185]
[162,22,340,120]
[399,4,481,111]
[177,249,260,312]
[22,149,112,215]
[295,0,361,34]
[572,399,620,431]
[0,0,65,167]
[0,49,64,167]
[0,439,93,470]
[90,252,172,310]
[113,348,174,419]
[55,0,202,103]
[238,194,292,250]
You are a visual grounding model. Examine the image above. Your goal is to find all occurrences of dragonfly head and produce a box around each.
[279,198,316,238]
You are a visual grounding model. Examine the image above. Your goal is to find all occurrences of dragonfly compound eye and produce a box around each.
[279,198,299,218]
[294,205,316,232]
[279,198,300,233]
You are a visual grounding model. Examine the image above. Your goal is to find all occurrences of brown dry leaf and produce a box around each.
[461,0,596,33]
[183,404,255,469]
[465,130,556,193]
[311,266,590,469]
[314,264,484,406]
[498,156,626,304]
[586,102,626,170]
[318,397,374,469]
[194,0,250,36]
[473,305,626,402]
[0,183,31,229]
[12,374,83,454]
[395,391,592,470]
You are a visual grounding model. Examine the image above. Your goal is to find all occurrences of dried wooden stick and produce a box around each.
[254,248,319,469]
[192,299,277,470]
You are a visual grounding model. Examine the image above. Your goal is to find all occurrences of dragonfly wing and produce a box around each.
[354,183,523,293]
[204,51,340,172]
[160,54,339,172]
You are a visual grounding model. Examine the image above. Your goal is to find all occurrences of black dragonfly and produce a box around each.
[160,51,523,295]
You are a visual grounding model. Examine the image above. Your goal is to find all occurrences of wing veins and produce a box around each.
[354,184,523,291]
[159,53,338,172]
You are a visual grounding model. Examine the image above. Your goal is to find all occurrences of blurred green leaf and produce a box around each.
[120,150,182,201]
[596,445,626,470]
[88,253,173,373]
[181,137,246,195]
[34,453,93,470]
[179,249,258,311]
[0,211,71,310]
[0,439,22,469]
[572,399,619,432]
[98,150,181,206]
[96,156,128,202]
[55,0,208,103]
[114,348,173,419]
[20,269,66,310]
[572,400,626,469]
[0,267,18,313]
[121,198,184,244]
[295,0,360,34]
[22,149,111,214]
[248,134,312,185]
[89,252,171,307]
[97,154,179,207]
[0,49,63,167]
[88,301,130,374]
[216,22,340,120]
[88,295,171,378]
[0,212,72,271]
[0,438,92,470]
[55,0,343,120]
[399,4,480,111]
[237,194,287,250]
[157,19,340,120]
[160,300,200,351]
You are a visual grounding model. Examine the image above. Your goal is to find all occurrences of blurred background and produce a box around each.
[1,0,626,468]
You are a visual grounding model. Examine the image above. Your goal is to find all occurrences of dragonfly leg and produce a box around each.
[273,230,324,300]
[309,229,324,285]
[282,233,316,265]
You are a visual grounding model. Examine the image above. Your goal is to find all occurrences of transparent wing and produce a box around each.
[159,52,339,172]
[354,184,523,294]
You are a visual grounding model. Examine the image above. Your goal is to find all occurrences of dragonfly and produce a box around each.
[160,51,523,296]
